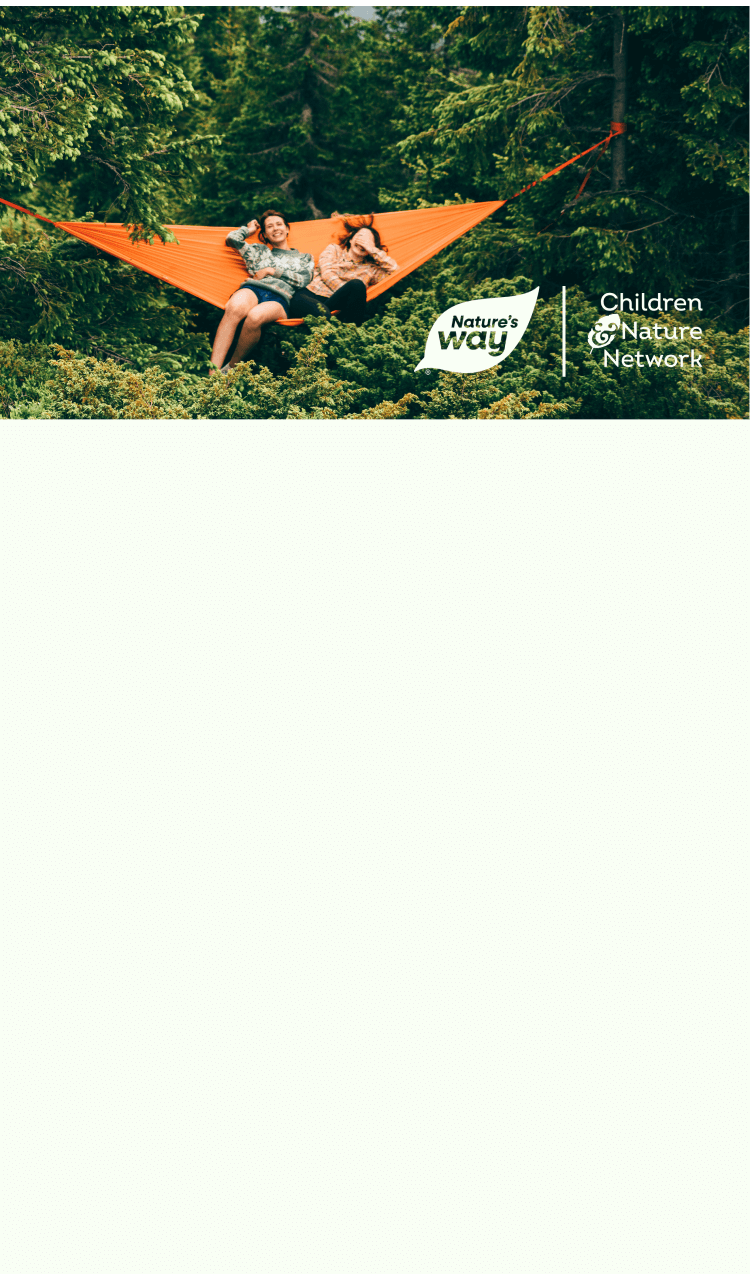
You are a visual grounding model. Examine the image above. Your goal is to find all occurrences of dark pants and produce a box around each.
[289,279,367,326]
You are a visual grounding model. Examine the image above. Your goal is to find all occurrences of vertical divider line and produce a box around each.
[562,286,567,377]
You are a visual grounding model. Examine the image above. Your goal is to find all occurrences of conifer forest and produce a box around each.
[0,4,747,418]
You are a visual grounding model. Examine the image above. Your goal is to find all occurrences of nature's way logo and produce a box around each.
[415,288,539,374]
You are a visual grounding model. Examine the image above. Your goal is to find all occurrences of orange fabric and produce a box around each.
[1,129,621,326]
[45,203,504,324]
[0,201,504,324]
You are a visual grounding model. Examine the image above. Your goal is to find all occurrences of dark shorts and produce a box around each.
[238,282,290,316]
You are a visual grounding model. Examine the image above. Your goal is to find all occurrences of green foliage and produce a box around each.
[0,5,217,237]
[0,210,210,371]
[0,4,219,376]
[390,5,748,323]
[0,5,746,417]
[0,340,194,417]
[185,6,401,223]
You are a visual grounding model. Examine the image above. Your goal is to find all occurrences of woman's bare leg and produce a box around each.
[227,300,287,367]
[211,289,257,370]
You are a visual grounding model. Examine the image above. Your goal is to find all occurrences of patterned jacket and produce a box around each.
[226,226,314,303]
[307,242,399,298]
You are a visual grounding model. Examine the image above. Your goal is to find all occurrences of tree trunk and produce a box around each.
[724,204,739,316]
[611,11,627,192]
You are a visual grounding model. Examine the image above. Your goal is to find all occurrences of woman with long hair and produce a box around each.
[289,214,398,326]
[211,209,313,372]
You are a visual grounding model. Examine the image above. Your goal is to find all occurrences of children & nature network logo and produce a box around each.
[586,292,705,369]
[415,287,539,374]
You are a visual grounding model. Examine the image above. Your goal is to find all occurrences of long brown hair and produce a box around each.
[332,213,387,255]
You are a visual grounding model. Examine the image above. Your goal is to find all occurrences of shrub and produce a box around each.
[1,277,746,421]
[3,343,192,419]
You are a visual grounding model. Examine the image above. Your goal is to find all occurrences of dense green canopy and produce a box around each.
[1,5,747,418]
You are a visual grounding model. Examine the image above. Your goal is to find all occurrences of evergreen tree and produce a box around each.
[0,5,220,370]
[186,6,397,224]
[390,5,749,325]
[0,5,216,235]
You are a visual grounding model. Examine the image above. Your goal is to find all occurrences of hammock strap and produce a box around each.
[573,122,626,201]
[505,123,627,206]
[0,196,57,224]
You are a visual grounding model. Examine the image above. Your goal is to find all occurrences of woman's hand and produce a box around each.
[351,228,376,254]
[252,266,276,279]
[246,219,260,235]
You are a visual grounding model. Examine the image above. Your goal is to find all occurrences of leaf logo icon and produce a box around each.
[415,288,540,374]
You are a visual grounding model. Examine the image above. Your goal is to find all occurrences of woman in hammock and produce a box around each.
[288,214,398,326]
[211,209,313,372]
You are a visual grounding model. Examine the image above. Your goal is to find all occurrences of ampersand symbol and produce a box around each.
[588,313,621,349]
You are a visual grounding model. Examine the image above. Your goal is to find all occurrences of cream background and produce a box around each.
[2,421,747,1274]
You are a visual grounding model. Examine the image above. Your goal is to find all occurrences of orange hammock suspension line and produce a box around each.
[1,125,624,325]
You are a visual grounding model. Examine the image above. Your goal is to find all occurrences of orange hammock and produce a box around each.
[3,202,504,326]
[1,126,623,326]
